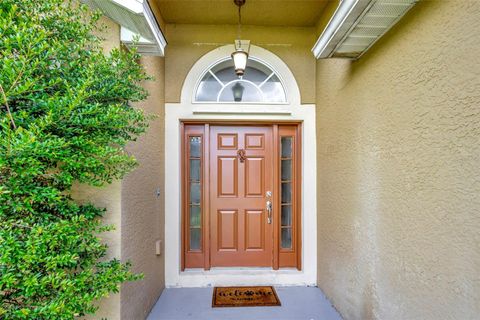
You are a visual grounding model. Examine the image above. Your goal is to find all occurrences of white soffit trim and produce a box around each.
[312,0,418,60]
[111,0,143,14]
[83,0,167,56]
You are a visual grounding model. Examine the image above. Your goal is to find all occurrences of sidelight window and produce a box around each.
[280,136,293,250]
[188,136,202,251]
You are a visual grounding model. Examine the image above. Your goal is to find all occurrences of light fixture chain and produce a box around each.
[232,0,249,78]
[237,3,242,40]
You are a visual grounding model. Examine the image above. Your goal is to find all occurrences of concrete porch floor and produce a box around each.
[147,286,343,320]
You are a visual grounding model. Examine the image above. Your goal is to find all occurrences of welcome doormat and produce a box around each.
[212,286,281,307]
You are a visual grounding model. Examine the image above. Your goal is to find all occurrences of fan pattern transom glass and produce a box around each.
[195,59,287,103]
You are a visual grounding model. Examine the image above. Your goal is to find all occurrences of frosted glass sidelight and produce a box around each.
[190,183,201,204]
[281,228,292,249]
[188,135,202,252]
[281,205,292,227]
[190,206,201,227]
[190,137,201,158]
[281,182,292,204]
[190,228,201,250]
[280,134,295,251]
[281,137,292,158]
[190,159,201,182]
[281,159,292,181]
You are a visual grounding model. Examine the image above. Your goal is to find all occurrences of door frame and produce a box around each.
[165,105,317,287]
[165,44,316,287]
[181,121,302,271]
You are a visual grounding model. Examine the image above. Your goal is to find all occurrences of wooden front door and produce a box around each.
[210,126,274,267]
[182,123,301,270]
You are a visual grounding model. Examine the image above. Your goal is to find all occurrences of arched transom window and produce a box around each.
[195,59,287,103]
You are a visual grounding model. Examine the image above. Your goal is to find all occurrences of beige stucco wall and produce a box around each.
[75,15,166,320]
[316,1,480,319]
[120,55,166,319]
[74,16,123,320]
[164,24,317,104]
[73,181,122,320]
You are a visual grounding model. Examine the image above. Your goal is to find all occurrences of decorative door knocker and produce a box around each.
[237,149,247,163]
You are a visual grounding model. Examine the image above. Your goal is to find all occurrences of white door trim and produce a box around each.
[164,45,317,287]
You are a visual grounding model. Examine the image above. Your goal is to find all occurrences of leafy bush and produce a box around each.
[0,0,150,318]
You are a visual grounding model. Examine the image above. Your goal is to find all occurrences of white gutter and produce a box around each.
[83,0,167,56]
[142,0,167,55]
[312,0,367,59]
[111,0,143,14]
[312,0,418,60]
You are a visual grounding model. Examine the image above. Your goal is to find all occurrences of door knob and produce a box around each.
[266,200,272,224]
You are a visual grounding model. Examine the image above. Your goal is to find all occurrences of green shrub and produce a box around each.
[0,0,150,318]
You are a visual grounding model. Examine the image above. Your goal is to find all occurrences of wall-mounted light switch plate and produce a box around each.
[155,240,162,256]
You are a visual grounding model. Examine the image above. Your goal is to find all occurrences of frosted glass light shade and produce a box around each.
[231,50,248,76]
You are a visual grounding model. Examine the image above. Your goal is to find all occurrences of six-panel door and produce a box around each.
[209,126,274,267]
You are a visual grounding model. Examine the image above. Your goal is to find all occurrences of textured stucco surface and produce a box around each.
[76,15,167,319]
[75,16,123,320]
[164,24,317,104]
[72,182,122,320]
[120,55,166,320]
[315,1,480,319]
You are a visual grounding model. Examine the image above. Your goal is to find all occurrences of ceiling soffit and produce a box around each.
[153,0,329,27]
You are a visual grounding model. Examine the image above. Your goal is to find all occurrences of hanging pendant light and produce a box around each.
[232,43,248,77]
[231,0,250,77]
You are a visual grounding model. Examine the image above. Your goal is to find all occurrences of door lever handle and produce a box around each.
[266,200,272,224]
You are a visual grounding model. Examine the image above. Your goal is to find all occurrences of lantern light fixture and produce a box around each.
[231,0,250,77]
